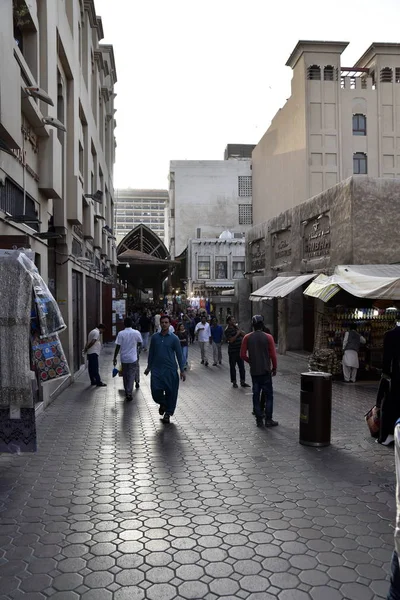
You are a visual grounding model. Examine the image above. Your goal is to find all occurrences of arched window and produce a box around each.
[380,67,393,83]
[353,152,368,174]
[353,114,367,136]
[308,65,321,80]
[324,65,335,81]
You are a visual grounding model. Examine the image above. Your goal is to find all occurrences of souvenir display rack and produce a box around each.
[316,307,400,376]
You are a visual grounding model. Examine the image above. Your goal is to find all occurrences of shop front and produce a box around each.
[246,176,400,354]
[304,264,400,378]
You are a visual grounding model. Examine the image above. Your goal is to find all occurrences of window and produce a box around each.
[239,204,253,225]
[324,66,336,81]
[380,67,393,83]
[233,260,245,279]
[79,143,84,175]
[308,65,321,80]
[0,177,39,231]
[238,175,252,197]
[396,68,400,83]
[352,114,367,136]
[198,256,210,280]
[215,257,227,279]
[353,152,367,174]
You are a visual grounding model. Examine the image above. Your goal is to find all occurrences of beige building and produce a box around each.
[115,189,168,245]
[167,144,255,259]
[0,0,117,381]
[253,40,400,223]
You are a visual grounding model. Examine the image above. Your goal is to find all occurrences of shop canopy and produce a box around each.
[250,273,317,301]
[304,265,400,302]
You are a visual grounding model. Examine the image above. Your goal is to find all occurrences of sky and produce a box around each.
[94,0,400,191]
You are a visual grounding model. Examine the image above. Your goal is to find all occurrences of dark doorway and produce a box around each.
[102,283,114,342]
[72,270,83,372]
[303,294,315,352]
[86,276,100,336]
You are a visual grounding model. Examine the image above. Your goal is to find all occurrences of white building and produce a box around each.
[0,0,117,381]
[253,40,400,224]
[167,144,255,258]
[187,232,246,322]
[115,189,168,245]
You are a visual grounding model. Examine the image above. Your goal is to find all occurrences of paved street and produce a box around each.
[0,342,396,600]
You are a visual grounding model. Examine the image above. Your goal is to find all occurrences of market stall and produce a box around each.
[305,265,400,377]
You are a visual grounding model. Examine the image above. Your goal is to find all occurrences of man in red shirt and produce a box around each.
[240,315,278,428]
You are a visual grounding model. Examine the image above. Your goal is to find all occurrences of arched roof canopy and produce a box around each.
[117,224,170,259]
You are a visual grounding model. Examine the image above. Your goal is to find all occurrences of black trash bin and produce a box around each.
[299,372,332,447]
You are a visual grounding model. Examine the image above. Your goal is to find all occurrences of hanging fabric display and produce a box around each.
[18,253,66,338]
[0,251,37,453]
[0,252,33,408]
[31,333,70,383]
[0,250,70,454]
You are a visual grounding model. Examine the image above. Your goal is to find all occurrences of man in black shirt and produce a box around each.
[224,316,250,389]
[139,311,152,351]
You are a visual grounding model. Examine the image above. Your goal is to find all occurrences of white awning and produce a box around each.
[250,274,317,301]
[205,281,235,288]
[304,264,400,302]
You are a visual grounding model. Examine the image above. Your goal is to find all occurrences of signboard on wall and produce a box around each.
[271,229,292,267]
[303,214,331,260]
[249,238,266,270]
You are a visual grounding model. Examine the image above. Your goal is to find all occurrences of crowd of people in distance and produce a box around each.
[84,306,279,428]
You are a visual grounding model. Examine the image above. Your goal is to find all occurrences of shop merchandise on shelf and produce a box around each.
[316,307,400,376]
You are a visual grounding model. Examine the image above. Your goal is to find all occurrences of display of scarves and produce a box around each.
[0,253,33,408]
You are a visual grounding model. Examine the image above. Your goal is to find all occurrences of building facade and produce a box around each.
[246,176,400,353]
[167,144,255,258]
[187,234,246,323]
[0,0,117,383]
[114,189,168,245]
[253,40,400,224]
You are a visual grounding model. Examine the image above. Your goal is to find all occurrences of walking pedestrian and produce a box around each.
[210,317,223,366]
[154,310,161,333]
[189,315,196,344]
[342,323,366,383]
[225,316,250,388]
[195,314,211,366]
[84,324,107,387]
[113,318,143,401]
[139,310,152,351]
[176,322,189,369]
[240,314,278,427]
[144,315,186,424]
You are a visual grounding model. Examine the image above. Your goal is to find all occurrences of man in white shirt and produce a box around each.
[154,311,161,332]
[113,317,143,401]
[195,315,211,367]
[342,324,366,383]
[84,324,106,387]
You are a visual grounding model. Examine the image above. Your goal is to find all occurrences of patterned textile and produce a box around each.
[0,408,36,453]
[31,333,70,383]
[0,253,33,408]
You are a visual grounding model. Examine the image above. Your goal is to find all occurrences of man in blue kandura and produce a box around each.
[144,314,186,424]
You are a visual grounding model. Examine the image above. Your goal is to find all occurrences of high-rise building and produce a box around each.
[252,40,400,224]
[115,189,168,244]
